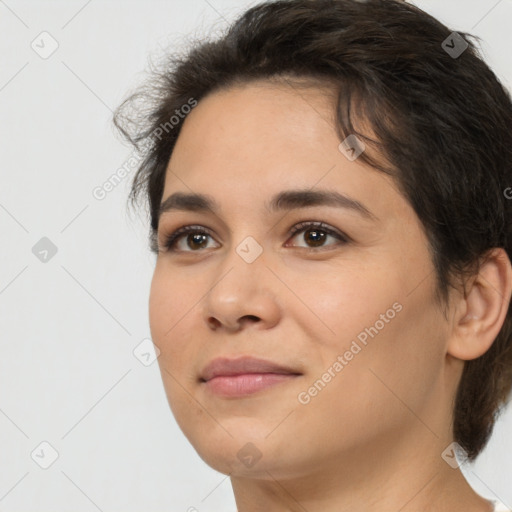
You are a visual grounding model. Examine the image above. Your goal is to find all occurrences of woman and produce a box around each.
[113,0,512,510]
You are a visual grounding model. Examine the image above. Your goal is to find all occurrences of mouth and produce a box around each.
[199,356,302,398]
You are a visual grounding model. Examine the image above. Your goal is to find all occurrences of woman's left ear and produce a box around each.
[448,248,512,361]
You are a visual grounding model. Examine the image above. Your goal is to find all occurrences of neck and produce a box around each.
[230,422,494,512]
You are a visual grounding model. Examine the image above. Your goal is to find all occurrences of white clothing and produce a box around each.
[493,500,511,511]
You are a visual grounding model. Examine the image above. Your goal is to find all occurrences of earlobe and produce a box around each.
[448,248,512,361]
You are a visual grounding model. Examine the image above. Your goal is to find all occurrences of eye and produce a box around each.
[158,221,349,253]
[159,225,218,253]
[286,221,349,250]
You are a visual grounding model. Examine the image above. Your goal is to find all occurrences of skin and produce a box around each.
[148,80,512,512]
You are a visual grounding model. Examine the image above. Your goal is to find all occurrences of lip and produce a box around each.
[200,355,301,381]
[200,356,302,397]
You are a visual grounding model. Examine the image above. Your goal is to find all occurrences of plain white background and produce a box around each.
[0,1,511,510]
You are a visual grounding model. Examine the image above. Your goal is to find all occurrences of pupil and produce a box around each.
[189,233,208,249]
[306,229,326,247]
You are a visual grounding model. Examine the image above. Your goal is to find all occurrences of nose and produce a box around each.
[201,250,281,333]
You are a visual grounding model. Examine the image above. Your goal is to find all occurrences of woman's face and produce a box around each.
[149,81,458,479]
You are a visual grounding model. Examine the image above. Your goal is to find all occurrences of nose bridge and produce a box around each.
[209,232,268,302]
[216,216,268,272]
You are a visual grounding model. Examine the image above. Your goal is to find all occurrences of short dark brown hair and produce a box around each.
[113,0,512,461]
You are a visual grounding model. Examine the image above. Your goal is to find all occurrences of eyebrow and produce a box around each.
[158,189,378,222]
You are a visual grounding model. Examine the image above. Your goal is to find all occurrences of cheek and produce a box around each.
[148,268,203,424]
[289,259,399,351]
[293,299,446,452]
[294,258,445,406]
[332,284,447,426]
[148,265,196,342]
[148,268,171,348]
[149,265,214,392]
[148,268,192,372]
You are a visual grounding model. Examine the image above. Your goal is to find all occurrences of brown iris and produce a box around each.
[187,233,209,250]
[303,228,327,247]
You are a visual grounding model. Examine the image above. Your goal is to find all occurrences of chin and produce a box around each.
[187,423,307,479]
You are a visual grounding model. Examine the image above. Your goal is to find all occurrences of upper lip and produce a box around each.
[200,356,301,381]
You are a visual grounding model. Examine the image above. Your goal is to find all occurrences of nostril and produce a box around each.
[207,317,222,330]
[239,315,261,327]
[207,315,260,331]
[242,315,260,322]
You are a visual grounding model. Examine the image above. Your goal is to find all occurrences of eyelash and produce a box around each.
[159,221,350,253]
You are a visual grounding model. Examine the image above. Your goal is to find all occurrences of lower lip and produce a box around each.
[203,373,300,397]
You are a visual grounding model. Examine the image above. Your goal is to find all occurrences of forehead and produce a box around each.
[172,80,340,166]
[161,81,409,224]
